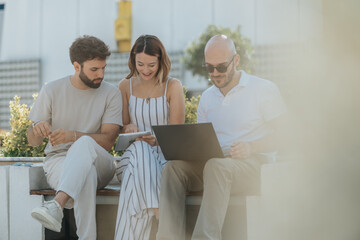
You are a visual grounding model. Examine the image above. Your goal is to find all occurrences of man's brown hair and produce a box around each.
[69,35,111,65]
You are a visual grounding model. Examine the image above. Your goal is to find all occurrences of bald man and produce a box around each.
[157,35,286,240]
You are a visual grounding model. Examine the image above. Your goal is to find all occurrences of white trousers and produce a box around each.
[44,136,116,240]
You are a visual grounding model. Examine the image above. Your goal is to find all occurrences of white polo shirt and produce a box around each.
[197,70,286,159]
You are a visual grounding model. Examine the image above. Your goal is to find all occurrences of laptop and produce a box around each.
[152,123,224,161]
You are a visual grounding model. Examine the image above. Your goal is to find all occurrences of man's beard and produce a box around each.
[211,63,235,89]
[79,69,102,89]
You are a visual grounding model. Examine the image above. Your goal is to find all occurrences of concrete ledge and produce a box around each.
[9,166,45,240]
[0,157,43,166]
[0,157,44,162]
[0,166,10,240]
[246,196,262,240]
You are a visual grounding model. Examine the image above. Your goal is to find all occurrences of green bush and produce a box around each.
[0,129,7,147]
[183,86,200,124]
[183,24,255,84]
[1,95,47,157]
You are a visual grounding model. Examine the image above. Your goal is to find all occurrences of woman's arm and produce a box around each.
[167,78,185,124]
[118,78,139,133]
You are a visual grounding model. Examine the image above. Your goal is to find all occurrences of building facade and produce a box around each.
[0,0,322,128]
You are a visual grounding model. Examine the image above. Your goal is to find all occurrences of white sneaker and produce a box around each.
[31,200,63,232]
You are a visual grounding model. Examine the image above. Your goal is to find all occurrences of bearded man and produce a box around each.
[28,35,122,240]
[157,35,286,240]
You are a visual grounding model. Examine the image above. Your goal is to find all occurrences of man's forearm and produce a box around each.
[47,124,120,151]
[74,131,119,151]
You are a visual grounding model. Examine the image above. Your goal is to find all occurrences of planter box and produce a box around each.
[0,158,43,240]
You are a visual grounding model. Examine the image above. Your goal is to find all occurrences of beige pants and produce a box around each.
[157,155,265,240]
[43,136,115,240]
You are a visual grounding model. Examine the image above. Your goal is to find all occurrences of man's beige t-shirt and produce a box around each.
[29,76,123,157]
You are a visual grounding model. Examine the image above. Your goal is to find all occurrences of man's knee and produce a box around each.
[75,135,95,145]
[204,158,226,171]
[71,136,99,152]
[162,161,180,178]
[67,135,99,163]
[203,158,231,179]
[162,161,188,184]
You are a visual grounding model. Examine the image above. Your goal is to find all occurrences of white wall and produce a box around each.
[0,3,5,56]
[255,0,323,44]
[1,0,43,60]
[0,0,118,84]
[131,0,322,48]
[0,0,322,86]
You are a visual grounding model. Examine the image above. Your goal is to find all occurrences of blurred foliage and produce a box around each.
[183,86,200,124]
[109,142,123,157]
[1,95,47,157]
[183,24,255,85]
[0,129,7,147]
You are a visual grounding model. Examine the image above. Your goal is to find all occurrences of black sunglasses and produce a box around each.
[202,55,235,73]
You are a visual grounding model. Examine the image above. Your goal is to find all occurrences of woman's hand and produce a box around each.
[122,124,139,133]
[136,134,156,146]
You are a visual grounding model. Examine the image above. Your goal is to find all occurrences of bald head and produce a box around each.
[203,35,241,94]
[204,35,236,57]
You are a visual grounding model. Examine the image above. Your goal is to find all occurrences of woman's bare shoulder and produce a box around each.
[118,78,131,91]
[167,77,183,90]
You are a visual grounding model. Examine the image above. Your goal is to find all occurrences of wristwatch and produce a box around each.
[32,121,41,128]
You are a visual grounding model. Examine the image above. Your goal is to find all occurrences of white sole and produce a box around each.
[31,207,62,232]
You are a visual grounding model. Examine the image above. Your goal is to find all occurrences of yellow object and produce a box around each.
[114,0,132,52]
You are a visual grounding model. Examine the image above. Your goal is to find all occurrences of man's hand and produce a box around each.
[49,129,73,146]
[32,121,52,138]
[230,142,252,159]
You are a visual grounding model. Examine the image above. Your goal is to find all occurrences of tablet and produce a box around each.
[115,131,152,151]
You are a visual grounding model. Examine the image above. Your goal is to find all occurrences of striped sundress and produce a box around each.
[114,78,169,240]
